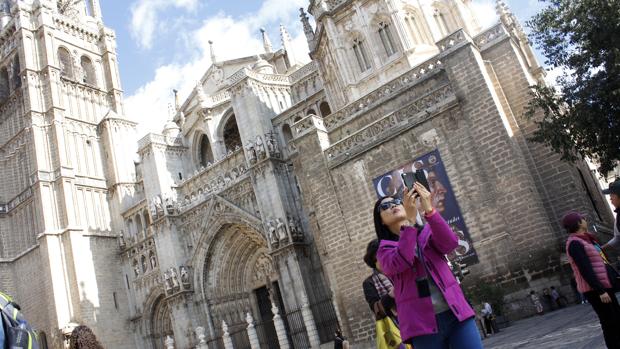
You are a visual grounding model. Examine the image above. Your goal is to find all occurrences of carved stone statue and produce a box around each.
[180,266,190,288]
[133,261,140,277]
[275,218,288,242]
[149,253,157,269]
[266,133,280,157]
[154,195,164,217]
[163,270,173,293]
[118,231,126,250]
[170,267,180,289]
[246,143,257,164]
[246,312,255,326]
[267,220,278,246]
[164,335,174,349]
[255,136,266,159]
[195,326,207,345]
[293,217,304,241]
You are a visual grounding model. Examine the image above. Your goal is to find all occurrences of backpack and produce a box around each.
[0,292,40,349]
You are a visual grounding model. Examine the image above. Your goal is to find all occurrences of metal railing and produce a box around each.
[310,298,340,344]
[285,308,311,349]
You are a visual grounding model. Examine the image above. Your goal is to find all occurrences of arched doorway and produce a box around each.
[150,295,173,349]
[202,223,280,349]
[199,134,214,167]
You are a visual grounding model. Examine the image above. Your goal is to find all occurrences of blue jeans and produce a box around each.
[409,310,484,349]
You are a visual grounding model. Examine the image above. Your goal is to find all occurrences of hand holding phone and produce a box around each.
[401,172,416,191]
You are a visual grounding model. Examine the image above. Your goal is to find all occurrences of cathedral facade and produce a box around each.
[0,0,615,349]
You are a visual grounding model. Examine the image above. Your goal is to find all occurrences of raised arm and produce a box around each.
[427,211,459,255]
[377,225,419,276]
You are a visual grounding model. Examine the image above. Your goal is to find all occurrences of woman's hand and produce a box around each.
[402,186,419,223]
[600,292,612,304]
[414,182,434,214]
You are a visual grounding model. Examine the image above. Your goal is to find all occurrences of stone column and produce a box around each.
[195,326,209,349]
[300,295,321,349]
[272,303,290,349]
[222,321,234,349]
[246,312,261,349]
[164,335,174,349]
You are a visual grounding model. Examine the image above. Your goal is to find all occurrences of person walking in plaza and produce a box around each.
[601,179,620,253]
[550,286,565,308]
[564,211,620,349]
[480,302,499,335]
[529,291,544,315]
[374,182,483,349]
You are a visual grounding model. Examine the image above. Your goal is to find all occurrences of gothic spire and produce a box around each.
[260,28,273,53]
[280,24,298,67]
[299,8,315,45]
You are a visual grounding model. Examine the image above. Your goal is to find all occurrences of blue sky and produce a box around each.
[99,0,551,136]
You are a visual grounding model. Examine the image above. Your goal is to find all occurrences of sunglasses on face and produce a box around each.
[379,199,403,211]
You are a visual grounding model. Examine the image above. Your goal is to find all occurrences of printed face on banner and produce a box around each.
[372,150,479,265]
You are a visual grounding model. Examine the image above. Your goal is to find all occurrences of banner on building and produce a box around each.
[372,149,479,265]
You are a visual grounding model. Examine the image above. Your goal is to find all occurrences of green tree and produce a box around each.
[525,0,620,175]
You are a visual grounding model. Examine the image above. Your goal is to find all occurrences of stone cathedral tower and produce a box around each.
[0,0,134,347]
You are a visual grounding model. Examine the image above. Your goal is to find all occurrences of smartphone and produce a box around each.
[415,169,430,191]
[401,172,416,190]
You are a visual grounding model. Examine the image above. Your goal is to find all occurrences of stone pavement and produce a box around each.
[484,304,606,349]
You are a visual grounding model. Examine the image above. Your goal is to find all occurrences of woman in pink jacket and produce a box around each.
[375,182,482,349]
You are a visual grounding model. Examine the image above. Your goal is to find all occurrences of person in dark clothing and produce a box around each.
[601,179,620,252]
[362,239,397,320]
[564,211,620,349]
[334,328,349,349]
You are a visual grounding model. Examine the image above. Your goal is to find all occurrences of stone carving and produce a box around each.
[420,128,440,148]
[255,136,266,160]
[246,312,254,326]
[267,220,278,246]
[195,326,207,347]
[164,335,174,349]
[164,270,173,294]
[287,215,303,242]
[275,218,288,243]
[149,252,157,269]
[133,260,140,277]
[180,265,190,289]
[246,143,257,164]
[170,267,180,290]
[265,132,280,157]
[118,231,126,250]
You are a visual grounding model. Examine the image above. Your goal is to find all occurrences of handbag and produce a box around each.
[375,315,413,349]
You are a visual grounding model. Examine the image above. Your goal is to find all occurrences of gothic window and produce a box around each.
[405,12,431,45]
[135,214,143,239]
[11,56,20,89]
[58,48,74,79]
[132,259,139,277]
[282,124,293,144]
[306,109,316,116]
[378,21,397,57]
[149,251,157,269]
[80,55,96,85]
[143,211,151,233]
[434,8,451,37]
[319,101,332,117]
[0,68,9,103]
[293,116,302,123]
[222,114,242,153]
[199,134,214,167]
[352,38,371,73]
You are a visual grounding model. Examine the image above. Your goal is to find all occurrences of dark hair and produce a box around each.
[69,325,104,349]
[363,239,379,268]
[373,196,400,241]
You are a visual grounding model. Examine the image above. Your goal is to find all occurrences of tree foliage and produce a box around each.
[525,0,620,175]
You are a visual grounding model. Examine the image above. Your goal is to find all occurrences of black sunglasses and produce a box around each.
[379,199,403,211]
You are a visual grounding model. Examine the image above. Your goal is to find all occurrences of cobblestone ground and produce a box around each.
[484,304,606,349]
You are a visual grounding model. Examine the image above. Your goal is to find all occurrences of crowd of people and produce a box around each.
[357,178,620,349]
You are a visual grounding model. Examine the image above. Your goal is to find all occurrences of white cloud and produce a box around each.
[125,0,310,138]
[129,0,198,50]
[470,0,499,30]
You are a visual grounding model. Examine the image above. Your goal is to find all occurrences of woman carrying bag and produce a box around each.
[362,239,411,349]
[374,183,483,349]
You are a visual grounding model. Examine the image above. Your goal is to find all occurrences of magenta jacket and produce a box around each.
[377,212,475,340]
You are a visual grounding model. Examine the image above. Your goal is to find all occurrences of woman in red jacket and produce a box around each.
[374,183,482,349]
[564,211,620,349]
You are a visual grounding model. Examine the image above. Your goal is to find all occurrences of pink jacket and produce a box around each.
[566,235,612,293]
[377,212,475,340]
